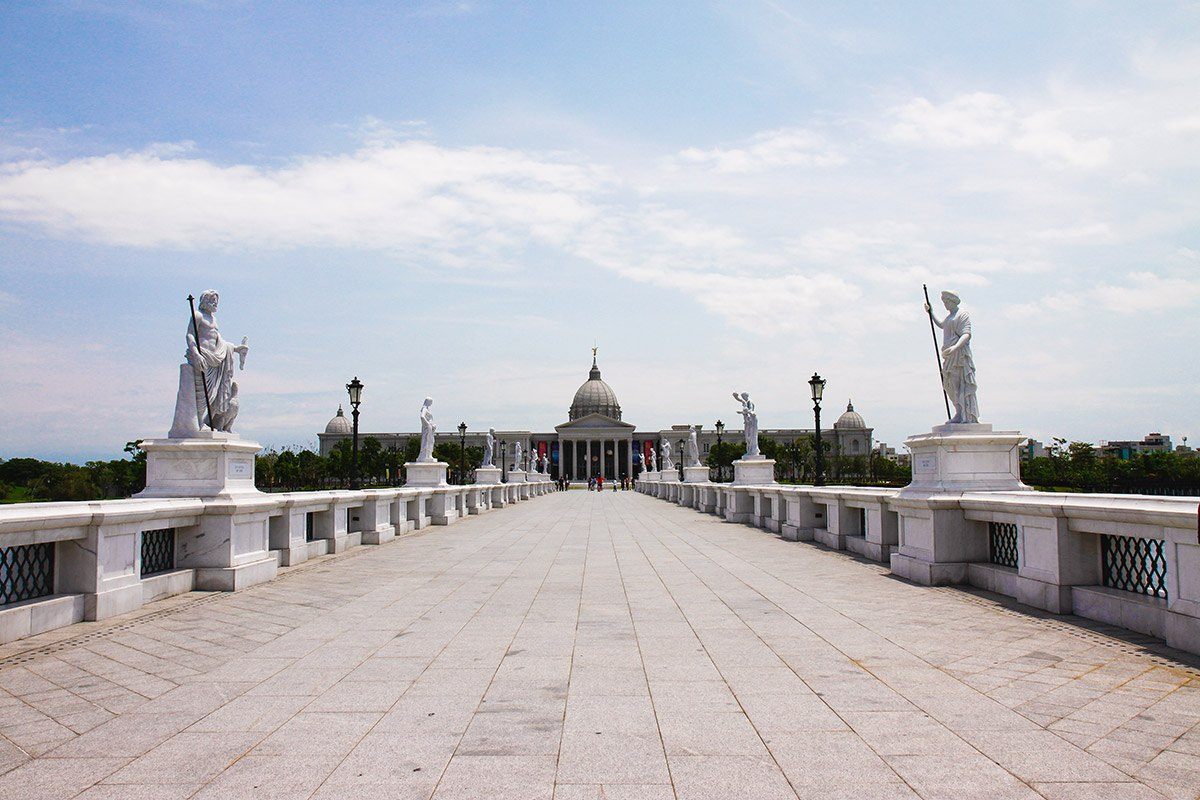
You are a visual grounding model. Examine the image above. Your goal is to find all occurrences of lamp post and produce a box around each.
[809,372,826,486]
[500,440,507,483]
[457,422,467,485]
[678,438,685,481]
[346,377,364,489]
[715,419,725,482]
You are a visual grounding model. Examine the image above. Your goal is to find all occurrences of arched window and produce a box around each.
[851,439,859,453]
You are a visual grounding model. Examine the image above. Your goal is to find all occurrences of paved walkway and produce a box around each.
[1,490,1198,799]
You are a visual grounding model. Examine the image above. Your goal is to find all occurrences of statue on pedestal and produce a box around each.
[924,290,979,424]
[661,440,674,471]
[541,454,549,473]
[733,392,760,458]
[647,448,657,472]
[482,428,495,467]
[417,398,437,462]
[512,442,523,472]
[169,289,250,438]
[686,427,701,467]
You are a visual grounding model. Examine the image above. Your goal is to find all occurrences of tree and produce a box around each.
[360,437,384,485]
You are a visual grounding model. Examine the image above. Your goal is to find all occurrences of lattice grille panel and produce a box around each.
[140,528,175,577]
[988,522,1020,569]
[1102,535,1167,600]
[0,542,55,606]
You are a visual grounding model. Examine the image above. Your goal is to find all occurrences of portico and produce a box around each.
[555,414,635,480]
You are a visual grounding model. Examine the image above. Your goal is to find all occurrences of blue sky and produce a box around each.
[1,1,1198,461]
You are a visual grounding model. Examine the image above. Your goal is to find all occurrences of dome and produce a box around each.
[834,400,865,429]
[324,405,353,435]
[569,355,622,421]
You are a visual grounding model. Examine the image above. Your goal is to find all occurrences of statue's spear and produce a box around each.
[187,294,215,430]
[923,284,952,421]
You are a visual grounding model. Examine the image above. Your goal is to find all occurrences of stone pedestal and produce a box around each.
[405,461,449,487]
[732,457,776,486]
[890,423,1028,586]
[507,470,527,483]
[683,466,709,483]
[474,466,502,485]
[136,433,261,499]
[641,471,660,482]
[659,470,680,483]
[903,423,1028,493]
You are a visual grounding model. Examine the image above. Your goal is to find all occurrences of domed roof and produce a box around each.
[324,405,353,435]
[834,400,866,429]
[569,354,621,421]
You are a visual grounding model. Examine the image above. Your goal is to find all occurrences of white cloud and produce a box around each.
[889,92,1014,148]
[677,128,844,173]
[887,92,1111,168]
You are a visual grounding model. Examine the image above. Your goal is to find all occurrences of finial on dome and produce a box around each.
[847,399,854,411]
[591,344,598,368]
[337,405,344,415]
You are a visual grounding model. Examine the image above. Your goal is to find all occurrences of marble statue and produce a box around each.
[541,454,549,473]
[482,428,495,467]
[169,289,250,438]
[733,392,760,458]
[529,450,539,473]
[647,448,657,473]
[417,397,437,462]
[686,427,701,467]
[513,442,523,472]
[925,290,979,424]
[661,440,674,471]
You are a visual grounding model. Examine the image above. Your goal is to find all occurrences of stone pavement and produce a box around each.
[0,490,1198,800]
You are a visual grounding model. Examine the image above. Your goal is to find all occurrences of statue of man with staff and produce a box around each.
[169,289,249,437]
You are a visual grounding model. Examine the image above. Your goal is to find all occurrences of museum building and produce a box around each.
[318,354,873,480]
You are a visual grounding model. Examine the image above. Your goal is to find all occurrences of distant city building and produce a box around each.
[1021,438,1050,461]
[1099,432,1174,459]
[318,354,872,480]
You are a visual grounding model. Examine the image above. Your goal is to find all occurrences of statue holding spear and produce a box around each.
[923,287,979,424]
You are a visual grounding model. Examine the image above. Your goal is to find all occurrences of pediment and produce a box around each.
[556,413,636,431]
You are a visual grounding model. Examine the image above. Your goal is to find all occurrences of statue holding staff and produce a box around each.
[924,290,979,424]
[732,392,760,458]
[482,428,495,467]
[417,398,437,462]
[169,289,250,437]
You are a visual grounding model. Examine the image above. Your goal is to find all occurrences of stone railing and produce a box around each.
[0,475,554,645]
[637,473,1200,656]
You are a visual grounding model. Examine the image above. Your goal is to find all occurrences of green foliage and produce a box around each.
[1021,443,1200,493]
[0,441,146,503]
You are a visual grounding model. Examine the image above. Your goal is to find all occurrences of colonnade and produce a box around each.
[560,438,634,481]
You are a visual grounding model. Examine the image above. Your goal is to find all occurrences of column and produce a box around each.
[627,438,633,478]
[586,440,592,479]
[600,440,606,480]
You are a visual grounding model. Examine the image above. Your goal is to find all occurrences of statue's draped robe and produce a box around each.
[686,434,699,467]
[418,408,436,462]
[742,405,760,457]
[192,319,239,430]
[482,435,494,467]
[941,309,979,423]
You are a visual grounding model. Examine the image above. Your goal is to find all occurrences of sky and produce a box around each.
[1,0,1198,462]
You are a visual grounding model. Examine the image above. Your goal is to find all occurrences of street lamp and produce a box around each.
[809,372,826,486]
[500,440,507,483]
[346,376,364,489]
[458,421,467,485]
[678,438,685,481]
[715,420,725,482]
